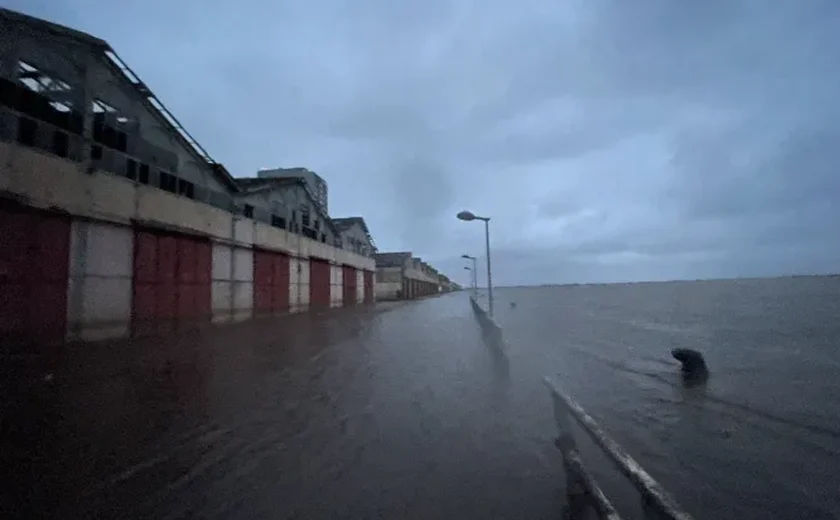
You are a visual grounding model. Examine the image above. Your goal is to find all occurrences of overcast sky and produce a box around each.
[11,0,840,285]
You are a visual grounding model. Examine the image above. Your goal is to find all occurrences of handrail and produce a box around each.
[544,377,696,520]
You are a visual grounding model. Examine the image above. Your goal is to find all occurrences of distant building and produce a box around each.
[258,167,328,216]
[374,252,442,300]
[331,217,377,257]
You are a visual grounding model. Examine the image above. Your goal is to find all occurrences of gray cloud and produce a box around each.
[12,0,840,285]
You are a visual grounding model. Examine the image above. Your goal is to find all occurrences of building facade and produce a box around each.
[0,8,375,343]
[374,252,443,300]
[331,217,376,258]
[257,167,329,216]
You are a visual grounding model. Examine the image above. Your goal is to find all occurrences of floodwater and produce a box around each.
[3,276,839,519]
[1,297,565,519]
[489,275,840,520]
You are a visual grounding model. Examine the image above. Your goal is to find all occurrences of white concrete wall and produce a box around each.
[211,244,254,323]
[232,247,253,322]
[356,269,365,303]
[66,220,133,341]
[211,244,233,324]
[289,257,310,313]
[330,264,343,308]
[375,282,402,300]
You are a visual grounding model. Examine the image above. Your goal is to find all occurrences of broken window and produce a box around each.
[92,99,131,151]
[92,99,117,114]
[17,117,37,146]
[178,178,195,199]
[52,130,68,157]
[159,171,177,193]
[271,215,286,229]
[243,204,255,219]
[126,159,137,180]
[16,61,82,133]
[18,61,72,95]
[138,163,150,184]
[301,207,310,227]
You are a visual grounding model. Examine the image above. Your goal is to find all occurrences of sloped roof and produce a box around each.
[233,177,338,234]
[331,217,377,251]
[0,7,239,192]
[375,252,412,268]
[235,176,303,192]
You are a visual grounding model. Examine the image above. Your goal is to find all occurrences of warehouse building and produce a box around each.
[0,8,374,343]
[374,252,442,300]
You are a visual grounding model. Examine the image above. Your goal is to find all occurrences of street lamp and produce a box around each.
[461,255,478,297]
[456,210,494,317]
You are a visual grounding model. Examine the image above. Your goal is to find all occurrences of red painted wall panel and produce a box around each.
[177,238,196,283]
[254,251,273,287]
[30,283,69,339]
[0,208,32,281]
[254,283,273,312]
[157,283,177,320]
[133,231,212,334]
[273,254,290,290]
[134,231,158,283]
[133,283,156,321]
[195,283,212,318]
[253,250,272,313]
[253,250,290,313]
[309,259,330,307]
[34,215,72,282]
[157,236,177,282]
[0,283,26,333]
[195,241,212,284]
[0,206,70,341]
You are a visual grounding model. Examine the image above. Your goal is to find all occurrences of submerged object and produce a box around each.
[510,301,517,308]
[671,348,708,379]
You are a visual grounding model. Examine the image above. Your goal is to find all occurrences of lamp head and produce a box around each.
[456,210,476,221]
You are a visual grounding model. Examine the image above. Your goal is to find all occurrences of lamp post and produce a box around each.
[463,266,474,297]
[456,210,494,317]
[461,254,478,298]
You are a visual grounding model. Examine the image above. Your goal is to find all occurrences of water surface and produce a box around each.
[490,276,840,519]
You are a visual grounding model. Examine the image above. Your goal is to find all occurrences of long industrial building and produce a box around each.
[0,8,458,344]
[374,252,458,300]
[0,8,459,345]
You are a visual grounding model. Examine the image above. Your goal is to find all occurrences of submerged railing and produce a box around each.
[544,377,696,520]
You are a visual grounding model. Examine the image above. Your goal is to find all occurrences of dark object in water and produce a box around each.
[671,348,708,380]
[510,302,517,308]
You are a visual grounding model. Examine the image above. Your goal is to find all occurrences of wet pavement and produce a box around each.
[2,294,566,519]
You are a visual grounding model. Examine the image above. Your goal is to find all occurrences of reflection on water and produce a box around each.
[1,296,565,520]
[492,276,840,520]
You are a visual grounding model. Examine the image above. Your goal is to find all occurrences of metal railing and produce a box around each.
[544,377,695,520]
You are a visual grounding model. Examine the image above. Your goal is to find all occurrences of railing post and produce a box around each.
[544,377,695,520]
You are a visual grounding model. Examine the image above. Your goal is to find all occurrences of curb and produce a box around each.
[468,296,503,333]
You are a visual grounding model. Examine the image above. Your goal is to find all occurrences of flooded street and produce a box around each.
[2,295,565,519]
